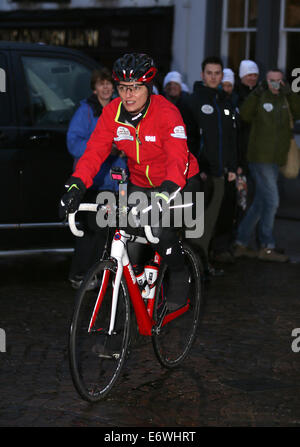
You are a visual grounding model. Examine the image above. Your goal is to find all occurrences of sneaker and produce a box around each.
[258,248,289,263]
[69,275,100,291]
[69,275,83,289]
[167,267,190,312]
[203,263,224,282]
[233,244,258,258]
[208,264,225,276]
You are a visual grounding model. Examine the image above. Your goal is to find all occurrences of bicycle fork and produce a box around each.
[87,259,123,336]
[88,233,133,336]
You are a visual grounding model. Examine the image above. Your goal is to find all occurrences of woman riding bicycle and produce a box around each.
[60,53,200,310]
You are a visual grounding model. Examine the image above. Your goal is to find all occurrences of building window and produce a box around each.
[285,0,300,27]
[221,0,258,73]
[278,0,300,80]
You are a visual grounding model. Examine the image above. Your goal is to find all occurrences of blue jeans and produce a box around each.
[236,162,279,249]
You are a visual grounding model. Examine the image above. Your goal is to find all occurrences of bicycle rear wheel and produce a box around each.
[152,243,201,368]
[69,259,130,402]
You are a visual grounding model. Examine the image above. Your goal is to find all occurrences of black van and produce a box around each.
[0,41,100,254]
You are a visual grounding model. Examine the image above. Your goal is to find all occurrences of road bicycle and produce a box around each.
[68,199,202,402]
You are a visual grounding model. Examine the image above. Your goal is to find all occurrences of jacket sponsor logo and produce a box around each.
[263,103,274,112]
[145,135,156,142]
[201,104,214,114]
[114,126,134,141]
[170,125,187,139]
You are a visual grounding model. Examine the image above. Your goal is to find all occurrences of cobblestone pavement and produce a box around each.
[0,218,300,427]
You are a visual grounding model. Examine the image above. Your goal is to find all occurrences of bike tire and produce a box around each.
[152,243,201,368]
[69,259,130,402]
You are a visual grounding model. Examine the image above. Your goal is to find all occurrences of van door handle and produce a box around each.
[29,133,50,141]
[0,131,6,140]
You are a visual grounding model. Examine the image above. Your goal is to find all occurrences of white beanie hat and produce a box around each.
[163,71,182,89]
[181,82,190,93]
[239,60,259,79]
[222,68,235,86]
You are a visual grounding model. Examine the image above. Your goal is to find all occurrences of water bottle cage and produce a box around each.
[149,280,157,290]
[141,280,149,290]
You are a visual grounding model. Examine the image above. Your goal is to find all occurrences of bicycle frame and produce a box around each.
[68,204,190,337]
[88,228,190,337]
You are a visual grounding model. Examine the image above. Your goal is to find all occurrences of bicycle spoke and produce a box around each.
[152,244,202,368]
[69,260,130,402]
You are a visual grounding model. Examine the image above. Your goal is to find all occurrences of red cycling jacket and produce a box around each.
[73,94,199,191]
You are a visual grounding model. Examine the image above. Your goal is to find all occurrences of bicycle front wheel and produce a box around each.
[69,259,130,402]
[152,243,201,368]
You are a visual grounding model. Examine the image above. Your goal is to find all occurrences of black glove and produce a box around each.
[150,191,170,227]
[59,176,86,219]
[253,80,268,96]
[152,180,182,225]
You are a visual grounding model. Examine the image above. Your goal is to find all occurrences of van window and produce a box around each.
[22,56,92,126]
[0,52,11,126]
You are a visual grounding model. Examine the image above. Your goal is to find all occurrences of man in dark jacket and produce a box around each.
[183,56,237,270]
[234,60,259,173]
[162,70,190,117]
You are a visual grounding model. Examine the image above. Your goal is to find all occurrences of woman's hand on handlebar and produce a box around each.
[59,176,86,219]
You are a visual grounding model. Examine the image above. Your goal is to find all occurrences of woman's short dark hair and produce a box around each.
[90,68,113,90]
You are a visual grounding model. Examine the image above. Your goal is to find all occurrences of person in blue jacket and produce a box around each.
[67,67,127,289]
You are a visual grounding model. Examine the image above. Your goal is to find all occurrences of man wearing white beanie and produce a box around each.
[239,60,259,89]
[163,71,183,89]
[163,70,190,116]
[234,60,260,187]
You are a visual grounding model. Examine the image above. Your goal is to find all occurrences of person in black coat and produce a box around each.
[234,59,259,174]
[162,70,190,116]
[182,57,237,273]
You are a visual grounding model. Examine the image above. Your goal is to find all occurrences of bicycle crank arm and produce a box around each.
[152,303,168,335]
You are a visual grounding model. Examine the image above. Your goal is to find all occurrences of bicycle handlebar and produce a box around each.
[68,203,159,244]
[68,203,98,237]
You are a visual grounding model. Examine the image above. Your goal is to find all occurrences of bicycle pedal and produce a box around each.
[98,352,120,360]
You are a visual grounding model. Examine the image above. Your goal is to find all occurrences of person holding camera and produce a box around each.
[234,68,300,262]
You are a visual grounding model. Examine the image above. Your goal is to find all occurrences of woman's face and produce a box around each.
[117,82,148,114]
[94,79,114,103]
[222,82,233,95]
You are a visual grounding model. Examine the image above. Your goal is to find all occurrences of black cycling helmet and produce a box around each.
[112,53,157,84]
